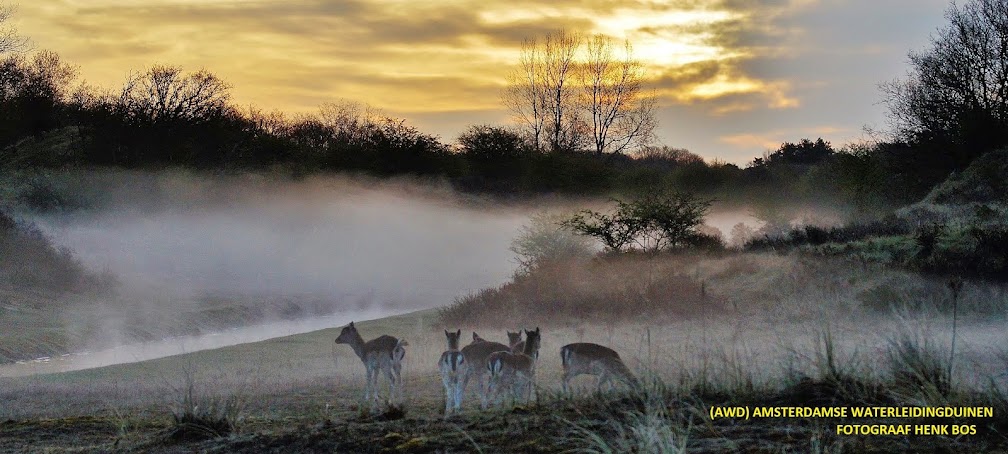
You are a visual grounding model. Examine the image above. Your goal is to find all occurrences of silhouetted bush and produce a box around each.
[565,191,714,252]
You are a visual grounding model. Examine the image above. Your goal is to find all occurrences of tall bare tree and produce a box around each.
[579,35,656,155]
[504,30,656,155]
[504,30,582,153]
[542,30,582,153]
[503,38,547,151]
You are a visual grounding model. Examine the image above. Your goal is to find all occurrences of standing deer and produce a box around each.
[507,330,524,353]
[334,321,407,408]
[487,327,541,405]
[460,331,511,409]
[439,329,465,416]
[560,342,639,393]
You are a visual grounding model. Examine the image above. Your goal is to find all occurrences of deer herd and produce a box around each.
[334,321,638,415]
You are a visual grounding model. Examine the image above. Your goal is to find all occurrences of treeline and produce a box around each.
[0,49,995,216]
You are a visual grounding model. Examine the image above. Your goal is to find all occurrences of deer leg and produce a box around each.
[364,366,374,406]
[453,378,463,411]
[442,371,453,415]
[372,366,382,408]
[478,373,490,409]
[393,361,403,404]
[384,366,396,405]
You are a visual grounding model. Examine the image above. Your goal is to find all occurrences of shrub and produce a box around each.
[564,191,713,252]
[509,212,595,274]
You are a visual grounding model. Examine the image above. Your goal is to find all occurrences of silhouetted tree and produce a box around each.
[0,50,78,145]
[0,5,27,55]
[882,0,1008,160]
[750,138,834,167]
[504,30,583,153]
[119,65,231,126]
[579,34,657,155]
[564,191,713,252]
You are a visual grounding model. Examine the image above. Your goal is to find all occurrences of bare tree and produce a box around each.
[317,99,384,142]
[0,4,28,55]
[542,30,582,153]
[503,38,548,151]
[504,30,656,155]
[120,65,231,124]
[579,35,656,155]
[882,0,1008,152]
[504,30,582,153]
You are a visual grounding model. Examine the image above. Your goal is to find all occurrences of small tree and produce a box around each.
[564,191,713,252]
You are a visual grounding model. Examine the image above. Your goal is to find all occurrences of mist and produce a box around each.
[9,170,533,368]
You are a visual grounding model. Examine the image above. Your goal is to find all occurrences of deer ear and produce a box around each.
[456,329,461,336]
[445,329,449,336]
[472,332,478,340]
[349,321,355,327]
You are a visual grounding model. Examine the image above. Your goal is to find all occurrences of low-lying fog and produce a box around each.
[9,171,535,372]
[6,169,794,374]
[34,172,528,303]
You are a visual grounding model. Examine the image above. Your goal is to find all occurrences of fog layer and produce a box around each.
[32,171,527,308]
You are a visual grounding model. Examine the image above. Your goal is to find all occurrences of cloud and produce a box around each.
[719,125,850,151]
[15,0,951,164]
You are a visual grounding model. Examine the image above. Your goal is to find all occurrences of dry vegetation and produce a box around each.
[3,253,1008,452]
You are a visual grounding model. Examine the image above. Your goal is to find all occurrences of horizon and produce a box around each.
[16,1,949,165]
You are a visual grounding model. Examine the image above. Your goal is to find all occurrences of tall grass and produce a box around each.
[556,377,691,453]
[164,362,245,442]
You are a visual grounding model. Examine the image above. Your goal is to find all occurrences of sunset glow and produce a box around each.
[14,0,948,163]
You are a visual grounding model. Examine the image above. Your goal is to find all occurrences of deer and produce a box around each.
[439,329,465,416]
[507,330,524,353]
[487,327,541,405]
[334,321,407,409]
[459,331,511,409]
[560,342,639,394]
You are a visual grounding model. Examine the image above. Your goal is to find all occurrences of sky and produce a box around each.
[13,0,950,165]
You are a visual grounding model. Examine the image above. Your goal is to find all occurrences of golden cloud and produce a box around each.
[16,0,807,122]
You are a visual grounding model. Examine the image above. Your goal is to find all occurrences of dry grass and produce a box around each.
[3,253,1008,451]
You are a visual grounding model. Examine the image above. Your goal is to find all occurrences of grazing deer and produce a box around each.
[334,321,406,408]
[439,329,465,416]
[560,343,639,393]
[460,331,511,409]
[487,328,541,405]
[507,330,525,353]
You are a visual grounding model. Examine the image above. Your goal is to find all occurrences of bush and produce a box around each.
[564,191,714,252]
[509,212,595,274]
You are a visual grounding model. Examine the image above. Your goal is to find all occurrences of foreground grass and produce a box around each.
[4,253,1008,452]
[4,374,1008,453]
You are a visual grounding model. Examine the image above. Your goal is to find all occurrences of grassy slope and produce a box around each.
[3,261,1008,452]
